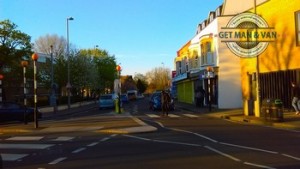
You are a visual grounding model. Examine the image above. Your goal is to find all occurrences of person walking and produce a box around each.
[161,90,171,116]
[291,81,300,115]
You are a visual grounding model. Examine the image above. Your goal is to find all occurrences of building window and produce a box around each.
[296,11,300,46]
[178,61,182,74]
[185,57,189,72]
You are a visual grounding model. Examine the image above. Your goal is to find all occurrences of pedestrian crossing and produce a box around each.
[0,136,75,162]
[145,113,200,118]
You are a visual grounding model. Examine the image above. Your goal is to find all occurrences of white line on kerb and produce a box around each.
[48,157,67,165]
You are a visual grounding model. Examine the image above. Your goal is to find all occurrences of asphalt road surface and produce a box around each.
[1,98,300,169]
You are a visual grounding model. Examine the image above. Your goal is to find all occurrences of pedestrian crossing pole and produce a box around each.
[32,53,39,129]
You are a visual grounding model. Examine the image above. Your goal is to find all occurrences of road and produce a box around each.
[1,98,300,169]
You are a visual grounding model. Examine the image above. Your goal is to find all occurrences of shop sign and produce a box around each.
[219,12,276,58]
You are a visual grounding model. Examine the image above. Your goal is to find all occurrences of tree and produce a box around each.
[33,34,68,94]
[121,75,136,93]
[0,20,32,101]
[0,20,32,67]
[34,34,66,58]
[145,66,171,93]
[80,48,117,94]
[134,73,148,93]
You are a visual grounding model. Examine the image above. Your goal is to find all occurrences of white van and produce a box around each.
[127,90,137,100]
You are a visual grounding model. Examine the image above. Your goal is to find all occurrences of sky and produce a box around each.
[0,0,223,76]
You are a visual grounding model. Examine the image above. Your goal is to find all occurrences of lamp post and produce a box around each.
[67,17,74,109]
[32,53,39,128]
[116,65,121,114]
[0,74,3,103]
[50,45,57,113]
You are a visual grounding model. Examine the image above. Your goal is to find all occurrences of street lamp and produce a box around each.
[66,16,74,109]
[32,53,39,128]
[0,74,3,103]
[116,65,122,114]
[50,45,57,113]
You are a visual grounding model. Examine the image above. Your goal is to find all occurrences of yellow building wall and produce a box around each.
[240,0,300,116]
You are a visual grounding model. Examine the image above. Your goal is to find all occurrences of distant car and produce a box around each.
[127,90,137,100]
[120,94,129,104]
[0,102,42,122]
[99,94,116,109]
[149,91,174,111]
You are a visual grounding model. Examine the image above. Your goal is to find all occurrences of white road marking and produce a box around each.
[52,136,74,141]
[124,135,151,141]
[0,143,54,149]
[1,153,28,161]
[204,146,241,162]
[220,142,278,154]
[153,139,202,147]
[193,133,218,143]
[132,117,147,125]
[183,114,198,118]
[244,162,276,169]
[282,153,300,161]
[100,137,110,142]
[87,142,99,147]
[170,128,218,143]
[48,157,67,165]
[146,114,160,118]
[168,114,180,118]
[6,136,43,141]
[72,147,86,154]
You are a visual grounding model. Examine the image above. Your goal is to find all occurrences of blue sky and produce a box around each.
[0,0,223,76]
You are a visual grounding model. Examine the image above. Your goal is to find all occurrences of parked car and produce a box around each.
[149,91,175,111]
[120,94,129,104]
[0,102,42,122]
[99,94,116,109]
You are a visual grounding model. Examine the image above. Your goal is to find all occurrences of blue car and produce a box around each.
[99,94,116,109]
[120,94,129,104]
[149,92,174,111]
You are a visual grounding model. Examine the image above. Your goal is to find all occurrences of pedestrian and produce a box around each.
[199,87,205,107]
[195,89,201,107]
[161,90,171,116]
[291,81,300,115]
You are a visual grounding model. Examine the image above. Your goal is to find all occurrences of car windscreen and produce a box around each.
[100,95,112,99]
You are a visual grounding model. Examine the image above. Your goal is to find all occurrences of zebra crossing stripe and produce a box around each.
[6,136,43,141]
[168,114,180,118]
[183,114,199,118]
[1,153,28,161]
[147,114,160,118]
[52,136,74,141]
[0,143,54,149]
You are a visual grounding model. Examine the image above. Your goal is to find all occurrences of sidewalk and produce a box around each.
[175,101,300,131]
[0,101,157,134]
